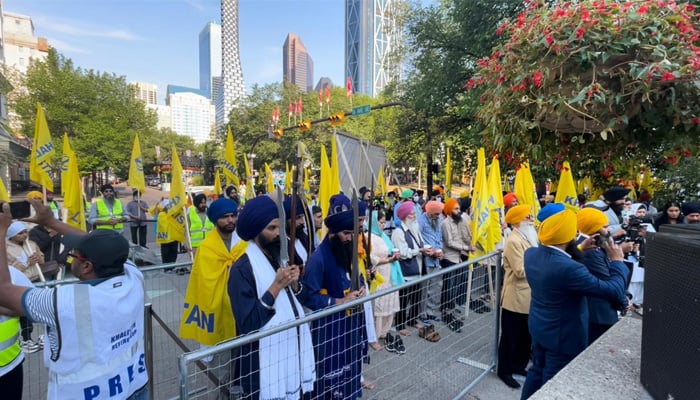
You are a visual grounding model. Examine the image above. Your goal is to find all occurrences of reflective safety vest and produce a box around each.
[0,315,21,367]
[95,199,124,230]
[188,206,214,248]
[49,201,60,220]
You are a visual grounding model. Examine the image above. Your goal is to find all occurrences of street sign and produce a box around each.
[352,105,371,116]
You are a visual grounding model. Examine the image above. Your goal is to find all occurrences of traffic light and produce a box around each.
[272,128,284,139]
[329,112,346,126]
[297,120,312,132]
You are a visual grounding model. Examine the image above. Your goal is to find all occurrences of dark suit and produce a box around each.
[581,247,627,344]
[521,245,628,399]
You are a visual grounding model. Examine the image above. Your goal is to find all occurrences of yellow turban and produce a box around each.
[537,209,577,246]
[26,191,43,200]
[505,204,530,225]
[576,208,608,236]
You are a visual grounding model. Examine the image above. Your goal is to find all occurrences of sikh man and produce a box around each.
[440,198,473,329]
[682,202,700,224]
[302,193,367,400]
[88,184,128,233]
[46,190,62,220]
[521,207,630,399]
[419,200,445,322]
[228,195,315,399]
[497,205,536,389]
[187,193,215,255]
[585,186,630,235]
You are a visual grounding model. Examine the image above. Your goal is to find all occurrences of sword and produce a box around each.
[351,189,360,292]
[275,186,289,269]
[365,175,375,281]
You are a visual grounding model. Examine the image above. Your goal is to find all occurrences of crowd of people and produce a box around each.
[1,178,698,400]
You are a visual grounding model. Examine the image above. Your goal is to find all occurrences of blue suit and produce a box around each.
[581,247,627,343]
[521,245,629,399]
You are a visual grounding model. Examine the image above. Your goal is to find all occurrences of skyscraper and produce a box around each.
[216,0,246,131]
[345,0,403,97]
[131,81,158,106]
[199,22,221,100]
[283,33,314,93]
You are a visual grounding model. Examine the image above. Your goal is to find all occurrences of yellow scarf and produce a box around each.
[179,229,247,345]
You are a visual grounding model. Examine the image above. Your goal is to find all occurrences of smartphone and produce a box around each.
[6,201,31,219]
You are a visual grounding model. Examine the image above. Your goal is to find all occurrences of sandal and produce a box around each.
[398,329,411,336]
[418,324,441,342]
[362,380,376,390]
[369,342,383,351]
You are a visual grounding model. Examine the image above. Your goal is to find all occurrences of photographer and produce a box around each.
[576,208,633,345]
[584,186,630,238]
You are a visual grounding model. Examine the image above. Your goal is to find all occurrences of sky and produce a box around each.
[3,0,348,104]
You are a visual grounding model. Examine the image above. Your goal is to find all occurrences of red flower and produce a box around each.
[692,116,700,125]
[533,71,543,87]
[687,5,696,12]
[546,35,554,46]
[576,28,586,39]
[638,5,649,14]
[465,78,476,90]
[661,72,675,82]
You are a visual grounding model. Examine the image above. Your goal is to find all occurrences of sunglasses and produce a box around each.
[67,251,89,263]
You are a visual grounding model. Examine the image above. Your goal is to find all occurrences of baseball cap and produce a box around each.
[62,230,129,278]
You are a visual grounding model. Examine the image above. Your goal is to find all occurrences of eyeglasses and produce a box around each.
[526,215,535,220]
[67,251,89,263]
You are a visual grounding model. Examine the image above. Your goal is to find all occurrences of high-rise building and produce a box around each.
[283,33,314,93]
[131,81,158,106]
[216,0,246,131]
[167,86,215,144]
[345,0,403,97]
[314,77,333,93]
[1,11,48,74]
[199,22,221,100]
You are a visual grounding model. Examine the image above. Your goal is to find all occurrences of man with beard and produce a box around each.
[302,193,367,400]
[418,200,445,323]
[187,193,215,255]
[440,198,473,330]
[682,202,700,224]
[228,195,315,399]
[497,205,536,388]
[88,184,128,233]
[521,208,630,399]
[283,196,314,264]
[576,208,633,345]
[584,186,630,236]
[46,190,62,220]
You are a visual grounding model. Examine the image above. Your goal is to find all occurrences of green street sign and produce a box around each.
[352,105,371,116]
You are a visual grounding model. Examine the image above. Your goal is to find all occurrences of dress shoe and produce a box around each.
[513,369,528,377]
[498,373,521,389]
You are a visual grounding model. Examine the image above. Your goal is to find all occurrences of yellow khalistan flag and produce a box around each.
[303,167,312,203]
[330,134,341,194]
[284,161,292,195]
[514,162,540,222]
[223,127,240,186]
[319,145,332,219]
[487,156,503,252]
[264,163,274,194]
[470,148,492,256]
[128,134,146,194]
[377,165,387,197]
[554,161,579,211]
[30,103,55,191]
[214,170,223,196]
[60,134,71,197]
[167,148,187,243]
[62,136,86,231]
[0,175,9,202]
[242,154,254,201]
[445,148,452,196]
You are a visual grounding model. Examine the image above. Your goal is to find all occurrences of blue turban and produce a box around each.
[283,196,305,219]
[206,198,238,223]
[324,193,354,233]
[537,203,565,223]
[236,196,278,241]
[358,200,368,217]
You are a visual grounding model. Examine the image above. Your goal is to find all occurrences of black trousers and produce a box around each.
[498,308,531,375]
[161,241,179,266]
[395,282,423,330]
[0,360,23,400]
[130,225,147,247]
[19,316,33,341]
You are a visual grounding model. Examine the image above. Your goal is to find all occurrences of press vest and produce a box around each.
[0,316,21,368]
[49,200,60,220]
[95,199,124,230]
[188,206,214,248]
[45,264,147,400]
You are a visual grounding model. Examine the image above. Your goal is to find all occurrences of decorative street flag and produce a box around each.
[30,103,55,191]
[346,77,353,107]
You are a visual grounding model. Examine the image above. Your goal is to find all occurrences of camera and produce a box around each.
[619,216,646,267]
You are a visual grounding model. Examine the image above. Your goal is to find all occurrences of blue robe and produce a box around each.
[301,237,366,400]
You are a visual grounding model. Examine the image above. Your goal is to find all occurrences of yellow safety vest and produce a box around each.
[188,207,214,248]
[95,199,124,230]
[0,316,21,367]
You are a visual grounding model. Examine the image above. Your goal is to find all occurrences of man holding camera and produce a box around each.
[584,186,629,236]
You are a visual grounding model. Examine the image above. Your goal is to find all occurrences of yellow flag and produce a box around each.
[167,147,187,242]
[377,165,387,196]
[62,136,86,231]
[470,149,492,256]
[214,170,223,195]
[330,134,341,194]
[445,148,452,196]
[0,176,9,202]
[128,134,146,194]
[503,175,512,193]
[30,103,55,191]
[303,167,312,203]
[487,156,503,252]
[514,162,540,222]
[61,134,72,197]
[285,161,292,195]
[223,127,240,186]
[554,161,579,211]
[265,163,274,194]
[319,145,332,219]
[242,153,254,200]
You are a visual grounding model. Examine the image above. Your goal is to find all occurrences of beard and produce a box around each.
[330,234,354,274]
[517,223,539,247]
[565,240,583,261]
[258,234,282,267]
[611,203,624,215]
[295,224,311,249]
[403,219,420,238]
[451,213,462,223]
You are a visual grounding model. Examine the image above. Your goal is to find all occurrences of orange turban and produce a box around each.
[577,208,608,236]
[537,209,577,246]
[26,191,43,200]
[443,198,459,216]
[505,204,530,225]
[503,192,518,208]
[424,200,444,215]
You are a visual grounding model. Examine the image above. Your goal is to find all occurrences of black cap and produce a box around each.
[62,230,129,278]
[603,186,629,202]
